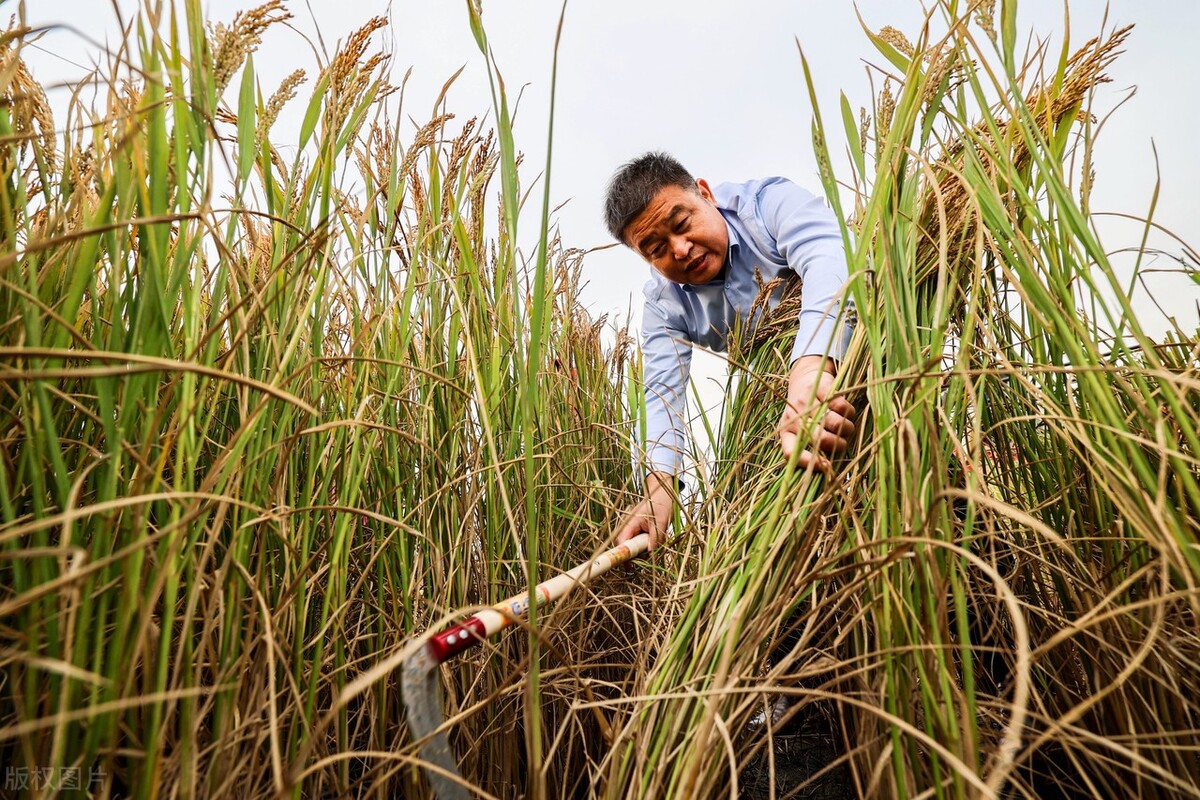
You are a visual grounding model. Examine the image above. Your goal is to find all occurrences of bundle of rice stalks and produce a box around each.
[596,4,1200,799]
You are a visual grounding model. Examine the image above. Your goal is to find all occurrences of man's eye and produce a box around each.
[675,217,688,232]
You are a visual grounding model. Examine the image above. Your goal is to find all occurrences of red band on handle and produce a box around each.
[426,616,488,664]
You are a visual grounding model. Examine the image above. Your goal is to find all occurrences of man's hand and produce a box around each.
[779,355,857,469]
[615,471,676,551]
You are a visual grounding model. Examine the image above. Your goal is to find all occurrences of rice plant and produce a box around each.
[0,1,658,796]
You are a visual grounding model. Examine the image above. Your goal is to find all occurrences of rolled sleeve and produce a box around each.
[641,299,693,476]
[757,180,854,362]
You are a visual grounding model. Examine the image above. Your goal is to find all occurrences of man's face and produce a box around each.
[623,179,728,285]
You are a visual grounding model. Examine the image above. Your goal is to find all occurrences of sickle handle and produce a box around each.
[427,616,489,663]
[424,534,650,666]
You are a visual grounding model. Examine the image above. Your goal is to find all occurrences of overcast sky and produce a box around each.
[26,1,1200,355]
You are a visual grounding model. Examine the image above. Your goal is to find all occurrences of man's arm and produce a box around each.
[617,298,692,549]
[757,180,858,466]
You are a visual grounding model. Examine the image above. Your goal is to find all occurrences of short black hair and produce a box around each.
[603,152,697,244]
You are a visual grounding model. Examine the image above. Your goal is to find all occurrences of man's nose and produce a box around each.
[670,235,691,260]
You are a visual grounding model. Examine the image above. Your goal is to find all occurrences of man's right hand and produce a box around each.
[615,471,676,551]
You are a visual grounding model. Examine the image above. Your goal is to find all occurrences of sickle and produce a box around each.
[401,534,651,798]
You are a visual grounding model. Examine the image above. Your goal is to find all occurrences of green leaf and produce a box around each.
[1000,0,1017,73]
[840,92,865,179]
[237,56,256,182]
[465,0,487,54]
[299,70,329,151]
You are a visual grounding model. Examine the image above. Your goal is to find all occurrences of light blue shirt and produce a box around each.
[640,176,853,475]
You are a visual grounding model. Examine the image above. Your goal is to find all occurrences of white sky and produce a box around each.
[25,1,1200,400]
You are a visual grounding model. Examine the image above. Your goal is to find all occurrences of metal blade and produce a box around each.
[401,642,470,800]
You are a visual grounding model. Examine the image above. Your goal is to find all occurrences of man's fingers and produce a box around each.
[817,429,850,454]
[784,397,857,428]
[617,516,656,550]
[823,409,856,439]
[828,395,857,421]
[780,413,853,447]
[796,449,829,470]
[779,416,853,468]
[780,425,835,470]
[780,428,797,458]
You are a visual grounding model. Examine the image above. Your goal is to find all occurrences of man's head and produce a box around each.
[604,152,728,285]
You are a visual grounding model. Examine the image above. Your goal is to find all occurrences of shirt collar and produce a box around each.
[711,213,740,284]
[722,211,741,258]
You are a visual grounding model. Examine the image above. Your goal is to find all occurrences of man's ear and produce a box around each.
[695,178,716,204]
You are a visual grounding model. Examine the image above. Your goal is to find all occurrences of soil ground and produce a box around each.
[739,732,854,800]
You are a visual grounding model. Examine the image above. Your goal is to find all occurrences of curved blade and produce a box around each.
[401,643,470,800]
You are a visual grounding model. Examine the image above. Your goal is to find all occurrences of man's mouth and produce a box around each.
[686,254,706,274]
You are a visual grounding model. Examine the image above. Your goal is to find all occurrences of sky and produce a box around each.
[24,1,1200,400]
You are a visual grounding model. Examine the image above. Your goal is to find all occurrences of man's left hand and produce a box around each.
[778,355,857,469]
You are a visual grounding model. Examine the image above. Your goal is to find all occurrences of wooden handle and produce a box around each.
[426,534,651,664]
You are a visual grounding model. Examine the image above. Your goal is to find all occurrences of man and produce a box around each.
[606,153,857,550]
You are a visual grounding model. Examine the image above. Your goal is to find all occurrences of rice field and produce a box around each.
[1,1,1197,798]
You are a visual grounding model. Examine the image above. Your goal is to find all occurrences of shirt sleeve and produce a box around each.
[640,297,693,476]
[756,179,854,363]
